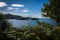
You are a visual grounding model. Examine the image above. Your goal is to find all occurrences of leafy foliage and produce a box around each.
[0,13,60,40]
[41,0,60,26]
[0,20,54,40]
[0,20,60,40]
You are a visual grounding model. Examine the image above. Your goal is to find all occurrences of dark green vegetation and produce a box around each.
[0,0,60,40]
[0,13,60,40]
[41,0,60,26]
[0,18,60,40]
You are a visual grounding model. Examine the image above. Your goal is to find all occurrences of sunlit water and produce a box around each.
[7,19,57,29]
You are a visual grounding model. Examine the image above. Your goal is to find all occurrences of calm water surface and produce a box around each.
[7,19,57,29]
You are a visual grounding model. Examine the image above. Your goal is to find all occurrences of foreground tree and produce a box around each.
[41,0,60,26]
[0,12,14,40]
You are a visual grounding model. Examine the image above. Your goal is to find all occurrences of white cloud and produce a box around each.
[20,14,33,17]
[33,14,43,18]
[22,9,30,12]
[18,13,42,18]
[7,7,19,10]
[19,13,47,18]
[11,4,25,7]
[0,2,7,7]
[0,11,9,14]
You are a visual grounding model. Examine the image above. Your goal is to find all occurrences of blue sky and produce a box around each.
[0,0,49,18]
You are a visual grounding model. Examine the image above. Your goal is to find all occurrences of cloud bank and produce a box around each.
[0,2,7,7]
[7,7,19,10]
[11,4,25,7]
[22,9,30,12]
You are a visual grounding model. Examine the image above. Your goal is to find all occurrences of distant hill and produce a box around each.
[3,14,39,20]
